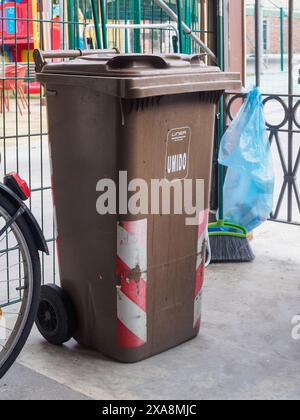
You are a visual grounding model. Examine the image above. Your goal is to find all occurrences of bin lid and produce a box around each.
[36,51,241,98]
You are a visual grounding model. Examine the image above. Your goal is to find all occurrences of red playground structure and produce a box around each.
[1,0,61,97]
[0,0,39,62]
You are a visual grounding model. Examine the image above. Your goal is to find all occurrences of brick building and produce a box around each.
[246,0,300,55]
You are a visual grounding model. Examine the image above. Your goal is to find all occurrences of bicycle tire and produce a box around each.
[0,193,41,379]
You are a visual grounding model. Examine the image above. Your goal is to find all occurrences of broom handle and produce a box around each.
[218,0,225,221]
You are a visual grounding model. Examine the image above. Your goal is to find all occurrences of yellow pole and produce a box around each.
[32,0,40,60]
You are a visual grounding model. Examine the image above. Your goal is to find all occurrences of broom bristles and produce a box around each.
[209,235,255,263]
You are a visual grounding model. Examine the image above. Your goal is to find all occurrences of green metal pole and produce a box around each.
[67,0,75,49]
[74,0,80,49]
[176,0,185,53]
[125,0,129,53]
[99,0,108,49]
[191,0,196,52]
[91,0,102,49]
[192,0,198,31]
[172,36,179,53]
[185,0,192,53]
[218,0,225,220]
[192,0,196,29]
[116,0,120,48]
[280,7,285,71]
[134,0,142,53]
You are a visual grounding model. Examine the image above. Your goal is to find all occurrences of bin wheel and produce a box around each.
[36,284,76,345]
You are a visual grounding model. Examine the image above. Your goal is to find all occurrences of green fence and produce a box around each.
[55,0,216,54]
[0,0,217,295]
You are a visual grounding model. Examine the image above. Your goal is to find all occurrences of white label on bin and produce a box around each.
[165,127,191,182]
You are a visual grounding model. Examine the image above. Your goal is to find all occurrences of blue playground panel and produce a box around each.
[5,6,16,35]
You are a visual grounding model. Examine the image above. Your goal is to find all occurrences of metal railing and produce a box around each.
[83,22,180,50]
[226,0,300,225]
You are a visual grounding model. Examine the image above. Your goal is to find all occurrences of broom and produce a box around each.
[208,0,254,263]
[208,185,255,263]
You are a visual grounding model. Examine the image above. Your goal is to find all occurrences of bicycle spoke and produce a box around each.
[0,312,21,316]
[0,229,13,245]
[0,325,13,332]
[0,249,20,260]
[0,277,25,284]
[0,261,25,273]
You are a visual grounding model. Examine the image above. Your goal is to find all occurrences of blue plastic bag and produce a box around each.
[218,87,275,232]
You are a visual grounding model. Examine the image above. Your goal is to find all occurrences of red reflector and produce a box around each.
[9,173,31,199]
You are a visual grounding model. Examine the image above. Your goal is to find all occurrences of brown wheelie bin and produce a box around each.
[34,49,240,362]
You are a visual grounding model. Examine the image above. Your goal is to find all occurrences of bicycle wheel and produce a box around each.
[0,193,41,379]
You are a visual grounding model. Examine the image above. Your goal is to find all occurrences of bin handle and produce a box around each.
[106,54,207,70]
[106,55,169,70]
[33,48,119,73]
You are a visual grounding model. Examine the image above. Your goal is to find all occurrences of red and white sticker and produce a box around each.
[116,219,148,348]
[194,210,209,329]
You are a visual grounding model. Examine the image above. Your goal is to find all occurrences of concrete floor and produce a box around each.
[0,220,299,400]
[0,364,90,400]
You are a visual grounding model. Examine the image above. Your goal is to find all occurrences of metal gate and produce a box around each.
[0,0,217,295]
[226,0,300,226]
